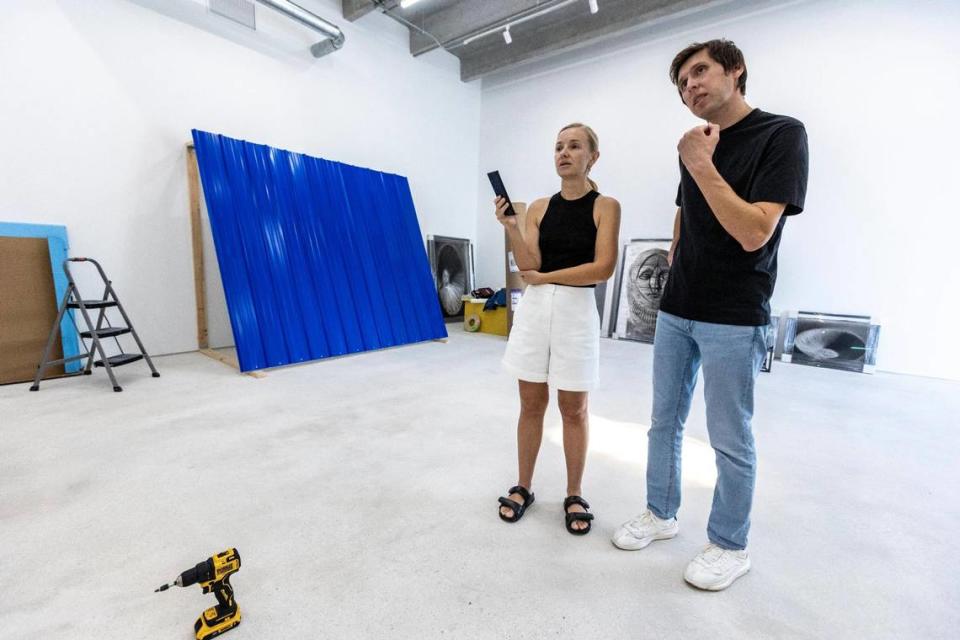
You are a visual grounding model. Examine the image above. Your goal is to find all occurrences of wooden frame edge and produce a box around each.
[187,143,266,379]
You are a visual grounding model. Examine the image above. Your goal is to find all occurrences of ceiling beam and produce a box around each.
[458,0,720,81]
[341,0,377,22]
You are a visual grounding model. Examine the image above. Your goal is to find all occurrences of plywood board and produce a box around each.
[0,236,65,384]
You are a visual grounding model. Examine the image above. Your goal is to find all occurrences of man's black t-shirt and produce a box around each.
[660,108,809,326]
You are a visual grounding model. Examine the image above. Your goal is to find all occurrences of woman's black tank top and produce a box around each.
[538,190,600,287]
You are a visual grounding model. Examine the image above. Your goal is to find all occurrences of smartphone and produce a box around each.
[487,170,516,216]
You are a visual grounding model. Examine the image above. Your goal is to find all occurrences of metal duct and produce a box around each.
[253,0,345,57]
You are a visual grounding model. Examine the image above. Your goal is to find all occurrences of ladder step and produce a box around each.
[67,300,118,309]
[80,327,131,339]
[94,354,143,368]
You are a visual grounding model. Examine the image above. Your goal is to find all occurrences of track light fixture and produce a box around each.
[399,0,422,8]
[462,0,599,47]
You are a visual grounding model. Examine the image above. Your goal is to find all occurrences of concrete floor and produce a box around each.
[1,330,958,639]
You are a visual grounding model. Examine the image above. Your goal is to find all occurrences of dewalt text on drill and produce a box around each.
[155,548,242,640]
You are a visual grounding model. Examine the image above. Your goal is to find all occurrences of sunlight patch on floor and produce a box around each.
[545,414,718,488]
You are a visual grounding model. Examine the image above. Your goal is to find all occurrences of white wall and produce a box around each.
[476,0,960,380]
[0,0,481,354]
[4,0,958,380]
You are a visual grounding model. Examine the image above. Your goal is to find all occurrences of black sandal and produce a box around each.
[564,496,594,535]
[498,485,535,523]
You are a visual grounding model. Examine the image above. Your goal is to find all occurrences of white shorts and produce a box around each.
[502,283,600,391]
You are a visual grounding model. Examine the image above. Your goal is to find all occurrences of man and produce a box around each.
[612,39,809,590]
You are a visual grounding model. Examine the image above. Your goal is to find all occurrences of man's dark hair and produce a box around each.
[669,39,747,97]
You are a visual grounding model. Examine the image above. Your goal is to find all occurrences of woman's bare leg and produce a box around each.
[500,380,548,518]
[558,389,589,530]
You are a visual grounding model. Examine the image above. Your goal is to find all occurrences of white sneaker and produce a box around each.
[611,509,679,550]
[683,544,751,591]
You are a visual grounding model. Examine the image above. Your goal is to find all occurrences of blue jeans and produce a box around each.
[646,311,768,550]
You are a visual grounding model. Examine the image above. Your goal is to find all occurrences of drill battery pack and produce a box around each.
[194,603,241,640]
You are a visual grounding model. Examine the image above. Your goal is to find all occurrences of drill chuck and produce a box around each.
[177,560,214,588]
[153,560,210,592]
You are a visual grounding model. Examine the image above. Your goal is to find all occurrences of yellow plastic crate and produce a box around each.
[463,299,508,336]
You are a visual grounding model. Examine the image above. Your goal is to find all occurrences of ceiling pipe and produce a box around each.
[253,0,345,57]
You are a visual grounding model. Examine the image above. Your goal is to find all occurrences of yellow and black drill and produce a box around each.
[155,548,242,640]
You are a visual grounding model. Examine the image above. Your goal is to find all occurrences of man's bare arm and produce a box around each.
[689,164,786,251]
[679,124,787,252]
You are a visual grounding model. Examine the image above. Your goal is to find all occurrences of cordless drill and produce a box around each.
[155,548,242,640]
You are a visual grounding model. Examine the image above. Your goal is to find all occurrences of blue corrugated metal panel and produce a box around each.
[0,222,80,373]
[192,133,268,371]
[191,130,447,372]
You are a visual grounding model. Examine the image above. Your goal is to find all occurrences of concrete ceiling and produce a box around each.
[341,0,726,82]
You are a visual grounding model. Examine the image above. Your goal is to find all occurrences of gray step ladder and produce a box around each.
[30,257,159,392]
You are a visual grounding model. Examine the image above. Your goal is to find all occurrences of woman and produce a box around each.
[495,123,621,535]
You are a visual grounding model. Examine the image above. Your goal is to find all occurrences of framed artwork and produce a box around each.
[608,239,671,343]
[760,313,781,373]
[782,311,880,374]
[780,316,798,361]
[863,324,881,374]
[427,235,475,322]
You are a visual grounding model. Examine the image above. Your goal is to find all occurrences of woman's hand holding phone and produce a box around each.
[494,196,517,228]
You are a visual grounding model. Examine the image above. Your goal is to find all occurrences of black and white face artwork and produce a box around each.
[625,248,669,342]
